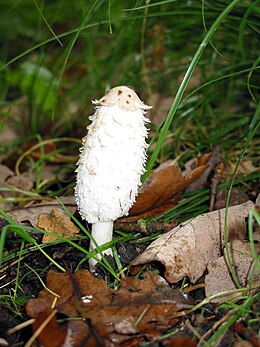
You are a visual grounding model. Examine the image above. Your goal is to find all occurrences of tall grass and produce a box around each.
[0,2,259,344]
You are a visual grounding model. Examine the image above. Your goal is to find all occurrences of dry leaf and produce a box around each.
[130,158,209,217]
[5,196,76,228]
[38,208,80,243]
[224,158,259,177]
[214,188,249,210]
[129,161,183,216]
[205,240,260,302]
[5,174,34,197]
[167,336,197,347]
[184,146,221,192]
[0,165,34,209]
[132,201,255,283]
[26,270,193,346]
[32,309,68,347]
[0,164,14,183]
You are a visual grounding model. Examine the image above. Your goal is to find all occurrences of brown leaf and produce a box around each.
[127,199,178,220]
[132,201,255,283]
[32,309,68,347]
[26,270,193,346]
[129,162,184,216]
[196,152,213,167]
[182,164,209,187]
[205,240,260,303]
[184,146,221,192]
[130,153,212,217]
[5,196,77,228]
[214,188,250,210]
[167,336,197,347]
[0,165,34,210]
[5,174,34,197]
[0,164,13,183]
[38,208,80,243]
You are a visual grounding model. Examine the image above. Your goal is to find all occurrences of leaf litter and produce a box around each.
[38,208,80,243]
[205,239,260,303]
[132,200,257,284]
[26,270,193,346]
[1,152,259,346]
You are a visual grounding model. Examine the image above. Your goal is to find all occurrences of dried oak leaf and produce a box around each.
[132,201,255,283]
[38,208,80,243]
[129,159,209,217]
[184,146,220,192]
[5,196,76,228]
[205,239,260,303]
[32,309,69,347]
[26,270,193,346]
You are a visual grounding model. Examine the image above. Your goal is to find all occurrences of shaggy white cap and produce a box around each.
[75,86,151,224]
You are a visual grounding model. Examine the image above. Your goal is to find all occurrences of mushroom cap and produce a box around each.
[92,86,152,112]
[75,86,151,224]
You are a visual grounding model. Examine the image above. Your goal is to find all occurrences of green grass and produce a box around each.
[0,0,259,344]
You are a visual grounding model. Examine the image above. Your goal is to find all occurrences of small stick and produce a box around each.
[209,162,225,212]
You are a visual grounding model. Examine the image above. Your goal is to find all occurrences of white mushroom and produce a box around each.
[75,86,151,271]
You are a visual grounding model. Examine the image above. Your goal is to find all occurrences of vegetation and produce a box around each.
[0,0,259,345]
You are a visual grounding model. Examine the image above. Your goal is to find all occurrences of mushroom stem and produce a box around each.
[89,221,113,270]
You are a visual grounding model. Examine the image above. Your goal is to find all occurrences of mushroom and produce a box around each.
[75,86,151,270]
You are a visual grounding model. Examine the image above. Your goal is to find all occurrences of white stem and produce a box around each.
[89,221,113,271]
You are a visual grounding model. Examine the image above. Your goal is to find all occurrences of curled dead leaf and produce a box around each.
[129,162,183,216]
[130,157,210,217]
[132,201,255,283]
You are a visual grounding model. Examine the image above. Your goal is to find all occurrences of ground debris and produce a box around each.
[129,157,210,217]
[26,270,193,346]
[132,200,255,283]
[38,208,80,243]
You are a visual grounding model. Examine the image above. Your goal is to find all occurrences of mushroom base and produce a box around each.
[89,221,113,271]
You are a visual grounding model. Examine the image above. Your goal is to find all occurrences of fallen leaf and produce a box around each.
[32,309,68,347]
[224,158,259,177]
[0,164,14,183]
[5,174,34,198]
[167,336,197,347]
[4,196,76,228]
[205,240,260,303]
[214,188,250,210]
[26,270,193,346]
[132,201,255,283]
[184,146,221,192]
[182,164,209,187]
[0,165,34,210]
[129,161,184,216]
[130,158,209,217]
[38,208,80,243]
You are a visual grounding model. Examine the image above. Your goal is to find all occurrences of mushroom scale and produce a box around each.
[75,86,151,270]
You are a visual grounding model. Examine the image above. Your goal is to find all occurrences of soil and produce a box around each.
[0,235,259,347]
